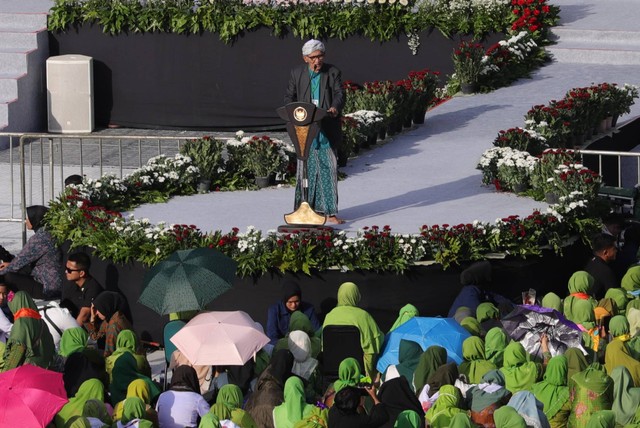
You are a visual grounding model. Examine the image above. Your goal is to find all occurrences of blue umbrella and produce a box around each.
[376,317,470,374]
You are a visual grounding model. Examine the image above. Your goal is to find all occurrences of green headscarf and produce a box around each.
[333,357,362,393]
[66,416,92,428]
[611,365,640,426]
[447,413,474,428]
[393,409,422,428]
[110,352,160,405]
[217,383,243,408]
[82,399,112,426]
[485,327,509,367]
[460,317,482,337]
[476,302,499,324]
[55,378,104,427]
[388,304,419,333]
[585,410,616,428]
[564,296,596,327]
[4,290,55,370]
[459,336,496,384]
[531,355,569,419]
[541,292,563,312]
[121,397,153,427]
[568,271,595,294]
[605,318,640,387]
[500,341,539,393]
[210,383,257,427]
[565,347,588,381]
[199,413,222,428]
[59,328,88,357]
[493,406,526,428]
[273,377,314,428]
[393,339,423,387]
[198,412,221,428]
[292,407,328,428]
[572,363,613,395]
[413,345,447,393]
[622,266,640,291]
[424,385,464,428]
[323,282,383,360]
[629,307,640,337]
[467,369,510,413]
[106,329,146,381]
[113,378,152,421]
[628,298,640,312]
[337,282,360,307]
[605,288,628,315]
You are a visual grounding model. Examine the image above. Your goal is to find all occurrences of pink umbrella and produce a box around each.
[0,364,68,426]
[170,310,270,366]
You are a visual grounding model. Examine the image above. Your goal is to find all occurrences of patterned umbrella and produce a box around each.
[501,304,585,359]
[138,247,237,315]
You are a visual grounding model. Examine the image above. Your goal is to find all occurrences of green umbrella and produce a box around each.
[138,247,237,315]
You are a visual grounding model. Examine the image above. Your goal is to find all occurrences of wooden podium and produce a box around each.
[277,102,329,227]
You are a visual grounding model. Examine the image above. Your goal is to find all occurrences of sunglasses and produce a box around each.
[65,267,82,273]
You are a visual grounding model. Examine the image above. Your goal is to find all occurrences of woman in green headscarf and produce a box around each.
[83,399,112,427]
[499,341,541,393]
[119,396,154,428]
[610,366,640,426]
[605,288,628,315]
[275,311,321,358]
[460,317,482,337]
[55,378,104,428]
[388,304,419,333]
[209,384,257,428]
[393,409,422,428]
[199,413,222,428]
[458,336,496,384]
[493,406,526,428]
[585,410,616,428]
[424,385,465,428]
[112,379,159,426]
[622,265,640,292]
[485,327,509,368]
[448,412,475,428]
[110,352,160,406]
[568,363,614,428]
[0,290,54,371]
[565,347,588,381]
[476,302,500,324]
[323,357,363,408]
[59,327,89,358]
[273,377,315,428]
[628,307,640,359]
[413,345,447,395]
[605,315,640,386]
[531,355,570,428]
[323,282,384,379]
[105,329,151,382]
[383,339,423,390]
[564,271,597,325]
[466,369,510,427]
[541,293,563,313]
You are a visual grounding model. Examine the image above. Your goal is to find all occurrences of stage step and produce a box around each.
[0,7,49,138]
[549,27,640,65]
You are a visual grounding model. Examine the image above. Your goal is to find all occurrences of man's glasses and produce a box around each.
[65,267,82,273]
[307,54,324,61]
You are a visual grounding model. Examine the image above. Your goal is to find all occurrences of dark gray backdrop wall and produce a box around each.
[64,242,590,345]
[48,26,502,130]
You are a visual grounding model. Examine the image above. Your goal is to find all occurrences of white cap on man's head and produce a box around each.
[302,39,325,56]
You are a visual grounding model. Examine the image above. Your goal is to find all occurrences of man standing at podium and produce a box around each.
[284,39,345,224]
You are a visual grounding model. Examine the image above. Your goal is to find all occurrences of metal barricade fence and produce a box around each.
[578,149,640,188]
[0,133,192,247]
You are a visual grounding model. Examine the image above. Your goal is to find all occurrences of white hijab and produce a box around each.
[288,330,318,380]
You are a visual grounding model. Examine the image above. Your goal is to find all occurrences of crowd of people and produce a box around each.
[2,202,640,427]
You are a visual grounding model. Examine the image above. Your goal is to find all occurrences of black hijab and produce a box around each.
[92,291,125,321]
[427,362,459,396]
[27,205,49,231]
[460,261,492,287]
[378,377,425,428]
[281,280,302,304]
[268,349,294,384]
[171,365,200,393]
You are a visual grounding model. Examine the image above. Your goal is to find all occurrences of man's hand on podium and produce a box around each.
[327,107,338,118]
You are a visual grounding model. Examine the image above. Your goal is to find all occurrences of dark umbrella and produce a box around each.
[138,247,237,315]
[501,304,584,360]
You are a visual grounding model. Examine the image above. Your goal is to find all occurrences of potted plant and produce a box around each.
[245,135,287,187]
[179,136,225,192]
[452,41,485,94]
[495,149,538,193]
